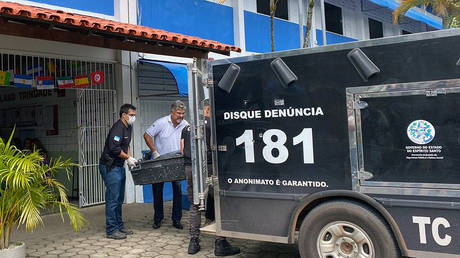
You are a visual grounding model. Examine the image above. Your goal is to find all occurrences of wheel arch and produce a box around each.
[288,190,408,257]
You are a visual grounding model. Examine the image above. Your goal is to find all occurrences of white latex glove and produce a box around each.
[127,156,138,168]
[153,151,160,159]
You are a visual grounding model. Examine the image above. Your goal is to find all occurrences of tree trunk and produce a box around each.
[303,0,314,48]
[1,225,8,249]
[6,225,11,249]
[442,16,450,29]
[270,0,276,52]
[1,225,4,249]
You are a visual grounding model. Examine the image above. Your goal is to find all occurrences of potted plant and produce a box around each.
[0,130,86,258]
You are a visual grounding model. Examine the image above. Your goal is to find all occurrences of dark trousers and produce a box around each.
[205,192,215,221]
[99,164,125,235]
[152,181,182,224]
[186,165,222,240]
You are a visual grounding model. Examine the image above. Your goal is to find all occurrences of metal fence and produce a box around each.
[0,52,116,207]
[0,53,115,90]
[74,61,116,207]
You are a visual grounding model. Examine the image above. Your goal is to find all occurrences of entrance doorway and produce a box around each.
[0,52,116,208]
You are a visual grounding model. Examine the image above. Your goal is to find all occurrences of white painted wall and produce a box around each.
[383,22,401,37]
[0,88,78,196]
[207,0,233,7]
[233,0,246,52]
[363,16,371,40]
[313,1,323,33]
[343,8,366,40]
[244,0,257,12]
[288,0,300,23]
[0,35,117,62]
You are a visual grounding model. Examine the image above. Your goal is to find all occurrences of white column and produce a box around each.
[115,0,141,204]
[233,0,246,53]
[319,0,327,45]
[362,15,370,40]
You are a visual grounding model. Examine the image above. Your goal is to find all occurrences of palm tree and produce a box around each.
[0,129,86,249]
[393,0,460,29]
[303,0,315,48]
[220,0,315,51]
[269,0,280,51]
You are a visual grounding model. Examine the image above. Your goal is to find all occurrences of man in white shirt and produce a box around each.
[143,100,189,230]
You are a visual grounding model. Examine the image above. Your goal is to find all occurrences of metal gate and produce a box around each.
[187,58,210,209]
[77,62,116,207]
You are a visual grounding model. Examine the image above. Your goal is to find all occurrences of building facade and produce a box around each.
[138,0,441,53]
[0,0,442,206]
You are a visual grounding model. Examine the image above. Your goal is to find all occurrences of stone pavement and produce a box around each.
[12,202,300,258]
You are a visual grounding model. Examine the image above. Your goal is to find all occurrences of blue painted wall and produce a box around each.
[27,0,114,16]
[245,11,300,53]
[138,0,234,45]
[368,0,441,29]
[143,180,190,210]
[315,30,357,46]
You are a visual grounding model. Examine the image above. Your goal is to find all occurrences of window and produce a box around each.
[402,30,412,35]
[325,3,343,35]
[425,4,434,14]
[257,0,288,20]
[368,18,383,39]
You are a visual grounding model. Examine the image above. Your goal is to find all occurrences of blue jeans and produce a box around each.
[152,181,182,223]
[99,164,126,235]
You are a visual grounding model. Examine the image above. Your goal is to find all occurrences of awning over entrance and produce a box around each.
[368,0,442,29]
[139,59,188,96]
[0,1,241,58]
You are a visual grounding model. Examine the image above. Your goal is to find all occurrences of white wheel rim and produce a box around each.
[316,221,374,258]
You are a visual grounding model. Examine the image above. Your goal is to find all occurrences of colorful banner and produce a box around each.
[14,74,33,88]
[37,76,55,89]
[0,70,11,86]
[48,61,56,75]
[91,71,104,85]
[74,75,89,88]
[57,76,74,88]
[7,70,16,85]
[26,64,43,76]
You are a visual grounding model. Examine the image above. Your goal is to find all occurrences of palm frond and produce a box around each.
[0,149,41,189]
[432,0,449,16]
[393,0,434,24]
[54,202,87,232]
[16,188,45,231]
[0,129,84,248]
[393,0,460,28]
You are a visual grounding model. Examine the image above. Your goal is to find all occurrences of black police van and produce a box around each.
[186,29,460,258]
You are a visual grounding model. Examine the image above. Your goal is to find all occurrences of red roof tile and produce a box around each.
[0,1,241,54]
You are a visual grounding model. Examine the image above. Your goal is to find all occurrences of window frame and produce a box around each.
[256,0,289,20]
[368,18,384,39]
[324,2,343,35]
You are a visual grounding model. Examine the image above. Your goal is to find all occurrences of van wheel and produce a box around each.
[298,200,399,258]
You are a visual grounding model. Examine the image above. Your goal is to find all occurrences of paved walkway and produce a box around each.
[12,202,300,258]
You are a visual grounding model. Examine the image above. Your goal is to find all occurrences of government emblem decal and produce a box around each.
[407,120,435,145]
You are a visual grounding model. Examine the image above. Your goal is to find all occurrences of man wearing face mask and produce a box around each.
[144,100,189,230]
[99,103,138,239]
